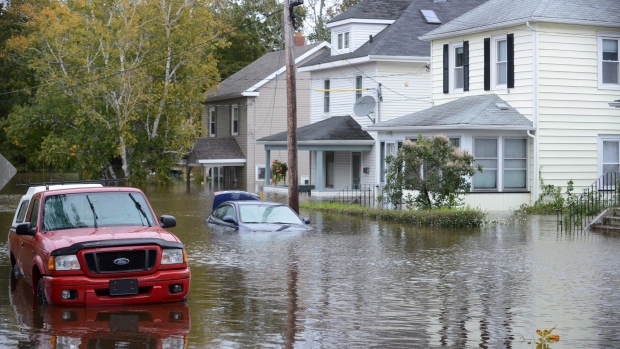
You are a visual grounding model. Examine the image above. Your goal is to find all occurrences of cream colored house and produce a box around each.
[367,0,620,211]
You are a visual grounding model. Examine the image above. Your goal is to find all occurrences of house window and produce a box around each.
[493,35,508,88]
[452,43,464,91]
[231,104,238,136]
[209,107,216,137]
[449,137,460,148]
[600,35,619,87]
[473,138,498,190]
[355,75,363,101]
[338,32,350,50]
[256,165,266,181]
[503,138,527,189]
[324,79,330,113]
[599,136,620,187]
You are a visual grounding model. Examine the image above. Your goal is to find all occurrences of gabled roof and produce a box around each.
[421,0,620,40]
[366,94,533,131]
[302,0,488,68]
[328,0,412,23]
[205,43,326,103]
[187,137,246,165]
[257,115,374,144]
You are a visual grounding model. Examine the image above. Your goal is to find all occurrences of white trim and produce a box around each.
[327,18,394,28]
[598,33,620,90]
[231,104,239,136]
[257,140,376,146]
[365,125,535,131]
[491,34,508,90]
[198,159,246,165]
[241,92,260,97]
[367,55,430,63]
[598,135,620,176]
[209,107,216,137]
[256,165,266,181]
[244,42,330,92]
[450,41,464,93]
[299,56,371,72]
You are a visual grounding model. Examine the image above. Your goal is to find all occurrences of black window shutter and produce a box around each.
[483,38,490,91]
[463,41,469,92]
[443,44,449,94]
[507,33,514,88]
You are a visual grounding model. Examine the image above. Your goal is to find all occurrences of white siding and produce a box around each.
[330,23,388,56]
[376,61,432,122]
[536,23,620,191]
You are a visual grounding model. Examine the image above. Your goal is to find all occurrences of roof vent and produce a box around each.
[420,10,441,24]
[496,103,510,110]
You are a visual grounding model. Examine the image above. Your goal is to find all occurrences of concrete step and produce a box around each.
[590,224,620,233]
[604,216,620,227]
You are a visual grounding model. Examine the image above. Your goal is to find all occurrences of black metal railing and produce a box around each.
[559,171,620,231]
[331,184,378,208]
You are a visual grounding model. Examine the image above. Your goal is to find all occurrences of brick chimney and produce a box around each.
[294,32,305,46]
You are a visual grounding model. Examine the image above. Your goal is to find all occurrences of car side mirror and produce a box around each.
[16,222,35,236]
[160,215,176,228]
[303,218,311,225]
[222,215,237,225]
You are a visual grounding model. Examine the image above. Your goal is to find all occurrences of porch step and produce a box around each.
[603,216,620,227]
[590,224,620,233]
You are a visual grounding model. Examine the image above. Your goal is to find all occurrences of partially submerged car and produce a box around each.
[8,183,190,306]
[207,191,312,232]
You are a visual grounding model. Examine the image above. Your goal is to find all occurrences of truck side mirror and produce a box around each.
[16,222,35,236]
[160,215,177,228]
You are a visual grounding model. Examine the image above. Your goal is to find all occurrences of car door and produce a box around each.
[17,198,40,285]
[210,204,237,230]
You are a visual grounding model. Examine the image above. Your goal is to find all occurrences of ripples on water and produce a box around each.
[1,180,620,348]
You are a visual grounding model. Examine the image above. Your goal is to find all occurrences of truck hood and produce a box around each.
[45,226,180,251]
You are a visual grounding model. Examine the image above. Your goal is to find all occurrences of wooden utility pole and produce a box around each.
[284,0,301,213]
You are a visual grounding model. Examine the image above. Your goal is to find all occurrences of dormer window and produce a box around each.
[338,32,350,50]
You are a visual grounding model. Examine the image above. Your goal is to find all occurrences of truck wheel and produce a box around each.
[36,277,48,306]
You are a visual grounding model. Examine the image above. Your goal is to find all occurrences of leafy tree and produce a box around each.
[383,134,481,210]
[303,0,361,43]
[3,0,228,182]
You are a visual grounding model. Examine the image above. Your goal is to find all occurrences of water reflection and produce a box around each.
[8,272,190,348]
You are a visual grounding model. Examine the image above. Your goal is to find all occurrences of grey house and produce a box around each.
[187,41,329,191]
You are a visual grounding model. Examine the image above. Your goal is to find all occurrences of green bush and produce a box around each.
[301,202,486,228]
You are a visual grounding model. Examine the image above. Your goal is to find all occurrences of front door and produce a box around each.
[352,152,361,189]
[325,152,334,188]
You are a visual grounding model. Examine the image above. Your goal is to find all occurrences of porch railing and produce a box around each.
[559,171,620,231]
[331,184,378,208]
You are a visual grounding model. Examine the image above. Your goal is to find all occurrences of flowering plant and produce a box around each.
[271,159,288,185]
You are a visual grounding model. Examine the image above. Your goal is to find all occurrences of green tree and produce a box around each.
[3,0,228,182]
[383,134,481,210]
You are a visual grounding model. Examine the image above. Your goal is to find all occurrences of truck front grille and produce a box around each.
[84,250,157,274]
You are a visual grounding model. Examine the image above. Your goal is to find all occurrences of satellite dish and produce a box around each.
[354,95,376,123]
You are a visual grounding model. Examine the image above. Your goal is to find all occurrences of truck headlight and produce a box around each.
[161,249,185,265]
[52,255,81,270]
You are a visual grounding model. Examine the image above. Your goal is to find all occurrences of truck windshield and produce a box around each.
[42,192,155,231]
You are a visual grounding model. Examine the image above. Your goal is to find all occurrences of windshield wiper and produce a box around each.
[86,195,98,228]
[128,193,152,227]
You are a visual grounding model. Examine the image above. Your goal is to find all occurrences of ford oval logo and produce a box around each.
[114,258,130,266]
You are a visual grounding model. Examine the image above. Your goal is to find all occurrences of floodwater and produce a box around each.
[1,178,620,348]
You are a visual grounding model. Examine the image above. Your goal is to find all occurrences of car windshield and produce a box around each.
[239,204,303,225]
[42,192,155,231]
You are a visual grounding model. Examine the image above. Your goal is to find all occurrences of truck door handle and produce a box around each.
[21,242,24,247]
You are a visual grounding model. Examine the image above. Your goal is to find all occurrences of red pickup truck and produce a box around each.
[8,184,190,306]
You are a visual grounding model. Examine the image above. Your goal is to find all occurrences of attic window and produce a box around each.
[421,10,441,24]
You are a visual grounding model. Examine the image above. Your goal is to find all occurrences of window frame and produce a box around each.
[337,32,350,50]
[323,79,330,114]
[209,106,216,137]
[450,42,464,93]
[598,33,620,89]
[502,137,528,191]
[256,165,266,181]
[491,34,508,90]
[473,137,499,191]
[355,75,363,102]
[231,104,239,136]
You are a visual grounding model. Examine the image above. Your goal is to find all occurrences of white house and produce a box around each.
[366,0,620,211]
[258,0,488,196]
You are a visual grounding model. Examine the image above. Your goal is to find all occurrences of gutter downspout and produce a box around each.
[526,21,538,202]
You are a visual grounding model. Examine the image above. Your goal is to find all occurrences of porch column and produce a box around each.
[203,165,207,188]
[316,150,324,191]
[265,149,271,186]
